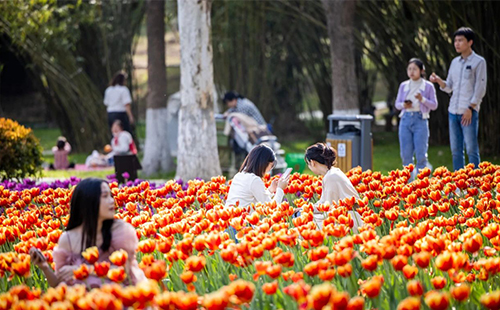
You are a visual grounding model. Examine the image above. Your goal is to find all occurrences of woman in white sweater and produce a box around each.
[225,145,289,211]
[304,143,364,232]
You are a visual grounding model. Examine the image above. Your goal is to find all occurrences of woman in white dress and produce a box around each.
[304,143,364,232]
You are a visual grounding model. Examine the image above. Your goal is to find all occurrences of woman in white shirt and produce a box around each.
[104,71,134,133]
[225,144,289,211]
[304,143,364,232]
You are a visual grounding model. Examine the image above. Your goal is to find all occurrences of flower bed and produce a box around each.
[1,163,500,309]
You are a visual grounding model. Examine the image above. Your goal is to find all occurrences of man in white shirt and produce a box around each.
[430,27,487,171]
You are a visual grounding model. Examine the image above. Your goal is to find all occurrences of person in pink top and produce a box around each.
[50,137,75,170]
[30,178,146,288]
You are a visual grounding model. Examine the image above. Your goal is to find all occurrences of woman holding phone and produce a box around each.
[303,143,364,232]
[225,144,289,212]
[395,58,438,174]
[30,178,145,288]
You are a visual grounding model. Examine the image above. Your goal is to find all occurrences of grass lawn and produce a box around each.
[32,127,500,179]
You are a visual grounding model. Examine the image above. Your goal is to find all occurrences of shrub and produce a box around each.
[0,118,43,180]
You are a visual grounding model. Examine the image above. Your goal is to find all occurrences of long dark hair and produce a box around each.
[408,58,426,79]
[109,71,126,87]
[66,178,114,252]
[305,143,337,169]
[239,144,276,177]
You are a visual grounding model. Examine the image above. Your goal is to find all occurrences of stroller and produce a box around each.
[216,113,287,175]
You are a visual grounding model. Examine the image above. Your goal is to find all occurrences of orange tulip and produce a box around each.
[450,284,470,302]
[109,249,128,267]
[262,281,278,295]
[157,239,173,254]
[327,291,348,310]
[94,261,110,278]
[337,263,353,278]
[308,283,334,310]
[180,271,197,284]
[154,291,175,310]
[185,255,206,272]
[283,280,310,305]
[347,296,365,310]
[407,280,424,296]
[173,291,198,310]
[273,252,295,268]
[73,264,91,281]
[334,247,353,266]
[138,239,156,254]
[229,280,256,304]
[463,233,483,253]
[133,280,160,306]
[402,264,418,280]
[480,291,500,310]
[12,258,30,278]
[318,269,336,281]
[424,290,449,310]
[265,264,282,279]
[107,267,126,283]
[304,261,320,277]
[361,255,379,272]
[391,255,408,271]
[144,260,167,281]
[397,297,421,310]
[202,290,229,310]
[81,246,99,264]
[361,276,383,298]
[413,251,431,269]
[435,252,453,272]
[431,276,447,290]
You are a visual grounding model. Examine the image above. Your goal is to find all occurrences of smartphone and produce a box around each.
[30,248,46,262]
[281,168,292,179]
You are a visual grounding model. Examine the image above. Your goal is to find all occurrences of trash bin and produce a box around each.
[326,114,373,172]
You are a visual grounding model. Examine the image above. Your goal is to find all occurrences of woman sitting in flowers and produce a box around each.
[30,178,146,288]
[225,144,289,211]
[304,143,364,232]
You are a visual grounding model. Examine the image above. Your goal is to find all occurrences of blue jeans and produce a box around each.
[449,111,480,171]
[398,112,429,171]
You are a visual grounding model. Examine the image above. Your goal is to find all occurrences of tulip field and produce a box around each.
[2,163,500,309]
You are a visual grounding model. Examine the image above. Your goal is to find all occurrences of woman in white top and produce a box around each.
[104,71,134,133]
[225,144,289,211]
[304,143,364,233]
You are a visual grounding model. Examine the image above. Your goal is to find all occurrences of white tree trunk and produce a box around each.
[142,0,174,176]
[142,108,175,175]
[176,0,221,181]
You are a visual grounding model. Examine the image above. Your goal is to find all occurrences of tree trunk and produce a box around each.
[176,0,221,181]
[322,0,359,115]
[142,0,174,176]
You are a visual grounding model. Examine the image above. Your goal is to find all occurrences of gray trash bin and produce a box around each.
[326,114,373,172]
